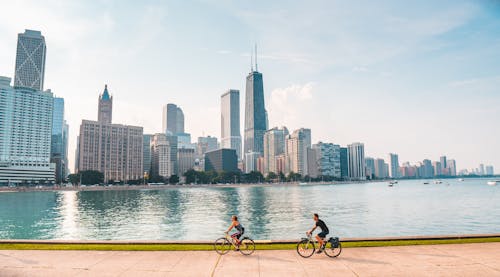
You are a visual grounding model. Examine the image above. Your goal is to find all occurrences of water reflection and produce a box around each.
[0,179,498,240]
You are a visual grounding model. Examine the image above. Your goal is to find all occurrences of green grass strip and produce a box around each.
[0,237,499,251]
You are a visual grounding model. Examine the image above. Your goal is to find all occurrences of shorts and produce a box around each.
[318,231,329,238]
[231,232,242,240]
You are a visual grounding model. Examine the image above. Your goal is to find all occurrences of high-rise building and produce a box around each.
[162,103,184,135]
[347,142,366,180]
[196,136,218,158]
[98,85,112,124]
[479,164,485,176]
[374,158,388,178]
[485,165,494,175]
[308,142,341,178]
[221,89,242,160]
[150,133,172,179]
[77,87,143,182]
[263,127,288,175]
[285,128,311,176]
[447,159,457,176]
[422,159,434,178]
[244,53,267,156]
[440,156,447,175]
[205,149,238,173]
[365,157,375,179]
[388,153,399,178]
[178,148,195,176]
[51,97,69,183]
[177,133,195,149]
[244,152,261,173]
[0,76,55,185]
[433,161,442,176]
[14,30,46,91]
[143,134,152,175]
[340,147,348,179]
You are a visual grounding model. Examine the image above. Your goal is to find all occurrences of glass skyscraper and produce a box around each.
[51,97,69,183]
[14,30,46,91]
[244,68,267,155]
[221,89,241,160]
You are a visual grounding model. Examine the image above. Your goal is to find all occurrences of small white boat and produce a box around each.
[433,180,443,184]
[299,182,307,186]
[389,181,398,185]
[487,181,499,186]
[458,178,464,182]
[423,182,429,185]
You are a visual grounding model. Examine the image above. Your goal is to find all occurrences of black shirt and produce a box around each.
[316,219,329,233]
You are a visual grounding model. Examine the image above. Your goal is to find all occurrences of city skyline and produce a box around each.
[0,1,499,173]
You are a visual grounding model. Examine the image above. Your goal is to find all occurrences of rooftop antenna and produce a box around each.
[255,43,258,72]
[250,49,254,72]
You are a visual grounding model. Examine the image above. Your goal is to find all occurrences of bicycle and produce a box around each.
[296,232,342,258]
[214,232,255,255]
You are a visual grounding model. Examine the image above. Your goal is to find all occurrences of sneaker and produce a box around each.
[316,249,323,254]
[234,247,240,251]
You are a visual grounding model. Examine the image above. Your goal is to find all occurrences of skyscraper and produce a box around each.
[51,97,69,183]
[285,128,311,176]
[440,156,447,175]
[77,89,143,182]
[340,147,348,179]
[388,153,400,178]
[485,165,494,175]
[0,76,55,185]
[98,85,112,124]
[162,103,184,135]
[14,30,46,90]
[447,159,457,176]
[374,158,388,178]
[365,157,375,179]
[244,49,267,156]
[263,127,288,175]
[150,133,172,179]
[196,136,218,159]
[143,134,152,175]
[347,142,366,180]
[308,142,341,178]
[221,89,242,160]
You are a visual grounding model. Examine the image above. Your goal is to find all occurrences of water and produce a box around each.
[0,179,498,240]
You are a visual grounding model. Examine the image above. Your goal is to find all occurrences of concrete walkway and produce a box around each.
[0,243,499,276]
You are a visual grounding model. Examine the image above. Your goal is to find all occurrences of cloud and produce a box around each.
[268,82,315,128]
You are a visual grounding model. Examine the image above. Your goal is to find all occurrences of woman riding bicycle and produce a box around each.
[225,215,244,249]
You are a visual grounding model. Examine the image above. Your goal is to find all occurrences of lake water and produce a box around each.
[0,179,498,240]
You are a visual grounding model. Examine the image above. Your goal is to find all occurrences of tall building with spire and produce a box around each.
[98,85,113,124]
[244,45,267,156]
[14,30,46,91]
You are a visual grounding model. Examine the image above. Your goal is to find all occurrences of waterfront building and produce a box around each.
[98,85,112,124]
[150,133,172,179]
[166,135,178,176]
[221,89,242,160]
[347,142,366,180]
[244,53,267,156]
[340,147,348,179]
[77,86,143,182]
[447,159,457,176]
[196,136,218,158]
[308,142,341,178]
[178,148,195,176]
[263,127,288,175]
[285,128,311,176]
[388,153,400,178]
[244,151,260,173]
[365,157,375,179]
[485,165,494,175]
[433,161,442,176]
[51,97,69,183]
[177,132,195,149]
[143,134,152,175]
[162,103,184,135]
[276,154,286,176]
[440,156,447,175]
[14,30,46,91]
[0,76,55,185]
[205,149,238,173]
[374,158,388,178]
[479,164,485,176]
[422,159,434,178]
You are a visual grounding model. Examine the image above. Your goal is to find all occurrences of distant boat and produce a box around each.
[433,180,443,184]
[487,180,499,186]
[389,181,398,185]
[299,182,307,186]
[388,184,394,187]
[423,182,429,185]
[458,178,465,182]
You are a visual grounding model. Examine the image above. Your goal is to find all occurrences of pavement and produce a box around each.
[0,242,499,277]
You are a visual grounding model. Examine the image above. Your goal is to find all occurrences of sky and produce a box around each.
[0,0,499,174]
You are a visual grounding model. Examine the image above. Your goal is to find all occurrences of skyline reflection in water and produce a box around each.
[0,179,498,240]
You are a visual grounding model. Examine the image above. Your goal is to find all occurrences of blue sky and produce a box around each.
[0,0,499,173]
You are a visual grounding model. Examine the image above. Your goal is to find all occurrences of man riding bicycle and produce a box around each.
[225,215,244,250]
[307,213,329,254]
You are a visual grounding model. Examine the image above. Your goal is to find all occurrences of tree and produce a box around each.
[184,169,198,184]
[169,175,179,184]
[67,174,80,185]
[287,171,302,182]
[265,172,277,182]
[80,170,104,185]
[278,172,286,183]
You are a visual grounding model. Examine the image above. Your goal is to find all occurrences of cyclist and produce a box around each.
[225,215,244,250]
[307,213,329,254]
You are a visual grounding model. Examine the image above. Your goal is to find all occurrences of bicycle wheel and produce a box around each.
[239,237,255,255]
[324,241,342,258]
[296,239,315,258]
[214,238,231,255]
